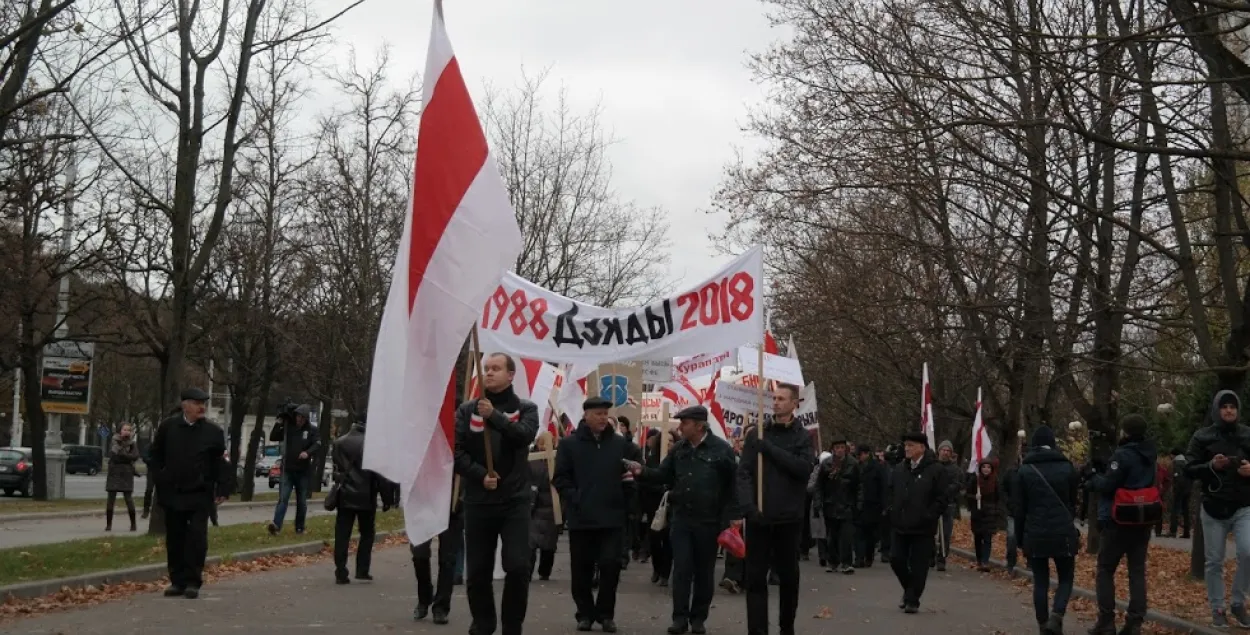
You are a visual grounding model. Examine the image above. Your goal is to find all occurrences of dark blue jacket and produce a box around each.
[1013,447,1080,558]
[1090,437,1158,522]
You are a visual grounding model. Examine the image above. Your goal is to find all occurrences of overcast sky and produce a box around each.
[320,0,779,288]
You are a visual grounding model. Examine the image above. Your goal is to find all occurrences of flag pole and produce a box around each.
[756,337,766,512]
[470,326,496,476]
[451,336,478,512]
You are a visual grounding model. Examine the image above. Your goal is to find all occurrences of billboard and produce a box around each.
[40,341,95,415]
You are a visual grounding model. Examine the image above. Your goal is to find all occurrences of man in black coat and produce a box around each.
[888,432,952,614]
[267,403,321,535]
[147,388,231,599]
[627,406,741,635]
[413,478,464,624]
[616,416,644,568]
[736,383,816,635]
[329,419,398,584]
[552,397,632,632]
[453,353,540,635]
[814,439,859,573]
[854,445,887,568]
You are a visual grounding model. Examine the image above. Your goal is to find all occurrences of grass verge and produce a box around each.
[0,491,313,515]
[0,510,405,587]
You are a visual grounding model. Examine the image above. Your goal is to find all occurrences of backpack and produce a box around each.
[1110,456,1163,526]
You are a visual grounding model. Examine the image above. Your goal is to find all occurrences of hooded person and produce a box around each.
[267,403,321,535]
[1014,425,1081,635]
[1088,414,1158,635]
[1185,390,1250,629]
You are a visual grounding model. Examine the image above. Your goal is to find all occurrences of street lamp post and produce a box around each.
[42,148,76,499]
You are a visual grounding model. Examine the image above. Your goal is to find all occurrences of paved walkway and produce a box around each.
[0,504,331,549]
[9,540,1085,634]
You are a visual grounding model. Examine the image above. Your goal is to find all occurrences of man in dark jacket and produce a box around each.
[627,405,740,635]
[854,445,887,568]
[552,397,632,632]
[888,432,951,614]
[453,353,539,635]
[1000,449,1022,573]
[736,383,816,635]
[1088,414,1158,635]
[1185,390,1250,629]
[148,388,231,599]
[267,404,321,535]
[1169,448,1191,539]
[814,439,859,573]
[933,439,962,571]
[641,429,673,585]
[330,419,398,584]
[412,477,463,625]
[617,416,644,566]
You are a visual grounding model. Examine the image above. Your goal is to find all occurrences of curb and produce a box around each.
[949,547,1219,635]
[0,499,324,524]
[0,530,398,602]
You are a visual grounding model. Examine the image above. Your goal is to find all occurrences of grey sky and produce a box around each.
[322,0,777,286]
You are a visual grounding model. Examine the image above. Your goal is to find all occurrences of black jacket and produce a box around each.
[640,432,740,527]
[737,420,816,524]
[856,457,888,522]
[148,415,231,511]
[331,425,399,512]
[814,455,859,520]
[1001,464,1021,518]
[1185,390,1250,519]
[1090,437,1158,522]
[270,407,322,473]
[453,395,540,506]
[1013,447,1080,558]
[887,452,952,535]
[552,423,632,530]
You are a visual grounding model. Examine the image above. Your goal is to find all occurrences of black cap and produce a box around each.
[901,432,928,445]
[180,388,209,402]
[857,444,874,455]
[829,438,847,447]
[1121,414,1148,439]
[674,405,709,422]
[583,396,612,411]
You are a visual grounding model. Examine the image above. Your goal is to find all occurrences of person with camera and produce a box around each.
[453,353,540,635]
[1086,414,1158,635]
[147,388,231,599]
[267,403,321,535]
[1184,390,1250,629]
[736,383,817,635]
[329,416,398,585]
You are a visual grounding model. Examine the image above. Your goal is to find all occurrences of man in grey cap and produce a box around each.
[147,388,231,599]
[933,440,962,571]
[627,405,741,635]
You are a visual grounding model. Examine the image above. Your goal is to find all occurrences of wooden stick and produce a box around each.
[470,327,495,476]
[527,436,563,525]
[756,343,766,512]
[451,337,477,513]
[660,402,671,460]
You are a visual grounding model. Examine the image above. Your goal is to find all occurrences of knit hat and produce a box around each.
[1030,425,1056,448]
[1121,414,1148,439]
[937,440,954,453]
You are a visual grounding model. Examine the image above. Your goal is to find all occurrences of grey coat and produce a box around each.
[106,436,140,492]
[530,459,559,551]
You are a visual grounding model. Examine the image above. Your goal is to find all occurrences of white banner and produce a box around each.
[715,381,774,416]
[640,392,666,423]
[672,350,733,378]
[736,346,804,385]
[640,359,674,383]
[795,382,819,431]
[477,247,763,364]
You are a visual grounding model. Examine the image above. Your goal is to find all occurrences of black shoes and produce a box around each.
[432,610,449,625]
[355,573,373,581]
[163,585,185,597]
[183,586,200,599]
[577,620,593,631]
[414,603,429,620]
[601,619,618,633]
[668,620,689,634]
[691,621,706,634]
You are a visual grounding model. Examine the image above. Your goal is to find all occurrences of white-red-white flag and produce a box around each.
[363,1,523,547]
[921,363,936,450]
[968,387,991,472]
[786,335,798,361]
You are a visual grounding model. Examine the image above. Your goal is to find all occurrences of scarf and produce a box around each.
[469,384,522,432]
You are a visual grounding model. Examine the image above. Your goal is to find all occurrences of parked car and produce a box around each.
[65,444,103,475]
[268,459,282,489]
[0,447,35,497]
[256,443,281,477]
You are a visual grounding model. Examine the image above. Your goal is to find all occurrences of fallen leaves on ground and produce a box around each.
[0,532,409,621]
[814,606,833,619]
[950,522,1215,634]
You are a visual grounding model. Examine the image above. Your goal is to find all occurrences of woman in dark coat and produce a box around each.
[530,432,559,580]
[1013,426,1080,635]
[965,458,1003,570]
[105,423,140,531]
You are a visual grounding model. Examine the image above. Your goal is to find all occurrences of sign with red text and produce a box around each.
[736,346,804,386]
[673,350,733,378]
[640,392,666,423]
[478,247,763,364]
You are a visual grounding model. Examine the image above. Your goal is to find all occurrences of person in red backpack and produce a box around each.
[1086,414,1157,635]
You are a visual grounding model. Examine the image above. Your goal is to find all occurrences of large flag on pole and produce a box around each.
[363,0,524,546]
[968,387,991,472]
[920,363,936,449]
[786,335,798,360]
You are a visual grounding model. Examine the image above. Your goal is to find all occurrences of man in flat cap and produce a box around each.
[147,388,231,599]
[627,405,741,635]
[886,432,952,614]
[552,396,634,632]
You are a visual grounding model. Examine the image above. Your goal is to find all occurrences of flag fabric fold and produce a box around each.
[968,387,991,472]
[363,3,523,547]
[921,363,936,450]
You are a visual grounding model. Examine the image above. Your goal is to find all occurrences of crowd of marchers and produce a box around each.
[139,371,1250,635]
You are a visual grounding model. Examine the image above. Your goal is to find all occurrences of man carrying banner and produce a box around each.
[453,353,540,635]
[627,405,741,635]
[553,397,633,632]
[737,383,817,635]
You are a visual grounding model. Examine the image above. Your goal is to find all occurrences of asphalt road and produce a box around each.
[0,474,153,502]
[6,538,1084,635]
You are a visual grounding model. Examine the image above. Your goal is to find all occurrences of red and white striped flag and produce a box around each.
[363,1,523,547]
[968,387,991,472]
[920,363,936,449]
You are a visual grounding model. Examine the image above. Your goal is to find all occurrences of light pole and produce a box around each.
[42,147,77,498]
